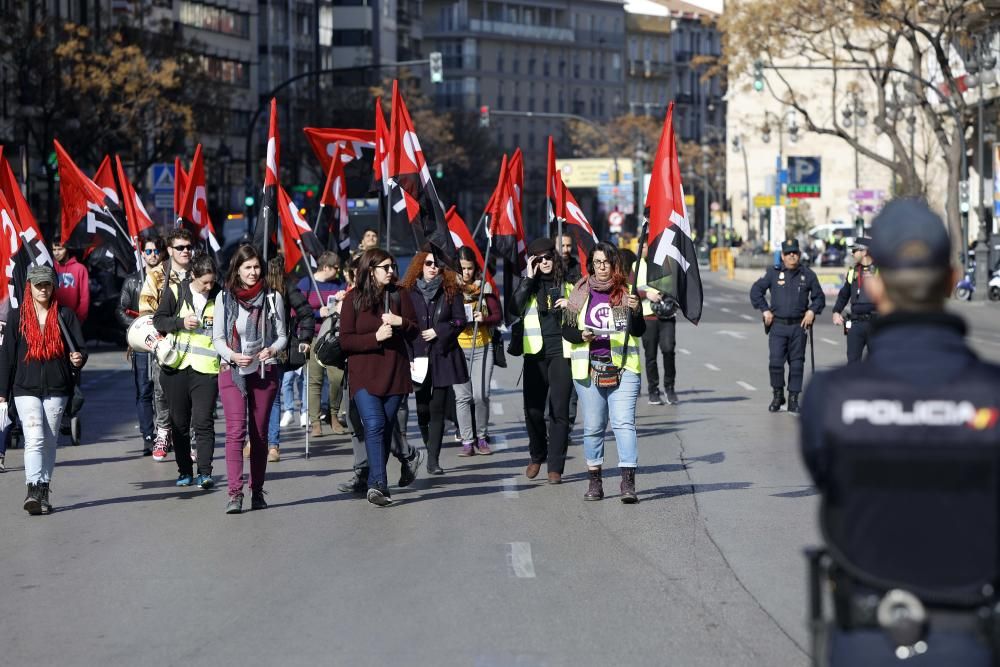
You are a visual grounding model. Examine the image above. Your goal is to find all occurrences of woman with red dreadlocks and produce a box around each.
[0,265,87,515]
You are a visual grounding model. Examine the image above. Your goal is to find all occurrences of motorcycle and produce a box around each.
[955,266,975,301]
[989,272,1000,302]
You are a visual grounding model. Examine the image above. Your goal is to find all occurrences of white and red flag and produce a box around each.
[304,127,376,176]
[555,169,598,276]
[316,143,351,257]
[178,144,220,253]
[643,102,703,323]
[114,156,155,246]
[277,184,323,275]
[445,205,495,293]
[252,98,281,255]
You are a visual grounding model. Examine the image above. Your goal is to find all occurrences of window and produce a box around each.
[497,51,504,73]
[180,1,250,38]
[296,12,311,36]
[198,55,250,87]
[330,30,372,47]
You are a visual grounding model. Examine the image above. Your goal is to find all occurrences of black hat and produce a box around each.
[852,236,872,250]
[780,239,800,254]
[527,237,555,256]
[869,199,951,270]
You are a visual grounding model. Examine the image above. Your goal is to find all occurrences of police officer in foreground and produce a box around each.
[832,237,877,362]
[750,239,825,413]
[800,199,1000,666]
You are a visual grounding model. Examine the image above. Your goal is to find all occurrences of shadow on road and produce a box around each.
[641,481,753,502]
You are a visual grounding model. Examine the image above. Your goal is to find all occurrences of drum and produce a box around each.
[126,314,179,366]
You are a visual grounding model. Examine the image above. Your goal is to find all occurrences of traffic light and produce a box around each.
[434,163,444,179]
[753,60,765,92]
[960,180,970,213]
[479,105,490,128]
[244,182,255,208]
[429,51,444,84]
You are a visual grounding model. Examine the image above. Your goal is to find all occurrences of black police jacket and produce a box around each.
[749,264,825,319]
[832,264,876,316]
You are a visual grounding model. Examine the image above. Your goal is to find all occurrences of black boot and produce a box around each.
[620,468,638,504]
[23,483,41,515]
[338,469,368,494]
[768,389,785,412]
[584,468,604,501]
[664,385,679,405]
[38,483,52,514]
[787,392,801,414]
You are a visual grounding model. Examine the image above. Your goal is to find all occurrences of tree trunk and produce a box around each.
[945,129,964,266]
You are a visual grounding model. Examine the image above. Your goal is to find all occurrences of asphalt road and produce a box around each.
[2,271,999,667]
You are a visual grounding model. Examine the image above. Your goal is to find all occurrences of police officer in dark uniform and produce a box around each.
[801,199,1000,666]
[750,239,825,413]
[832,237,877,362]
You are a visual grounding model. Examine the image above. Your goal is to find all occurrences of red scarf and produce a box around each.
[233,279,265,305]
[20,286,65,362]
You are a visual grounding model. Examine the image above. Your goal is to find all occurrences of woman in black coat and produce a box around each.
[399,250,468,474]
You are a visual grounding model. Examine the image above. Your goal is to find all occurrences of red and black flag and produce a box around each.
[387,80,456,265]
[252,98,281,257]
[277,184,323,275]
[173,157,189,223]
[0,148,51,269]
[545,136,557,231]
[178,144,220,254]
[55,140,136,273]
[485,154,526,276]
[114,156,155,248]
[373,97,391,208]
[93,156,121,209]
[303,127,376,176]
[445,205,495,293]
[316,143,351,257]
[643,102,703,324]
[555,169,598,276]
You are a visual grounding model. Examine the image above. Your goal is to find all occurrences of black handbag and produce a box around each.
[506,319,524,357]
[312,314,346,370]
[491,328,507,368]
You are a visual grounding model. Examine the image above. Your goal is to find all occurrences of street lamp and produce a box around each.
[965,35,998,300]
[731,135,753,242]
[840,91,868,190]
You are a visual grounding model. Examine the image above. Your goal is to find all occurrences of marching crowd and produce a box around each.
[0,226,685,514]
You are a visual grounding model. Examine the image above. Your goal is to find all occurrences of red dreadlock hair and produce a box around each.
[20,284,64,362]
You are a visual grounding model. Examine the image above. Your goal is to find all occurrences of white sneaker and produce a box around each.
[279,410,293,427]
[299,412,308,428]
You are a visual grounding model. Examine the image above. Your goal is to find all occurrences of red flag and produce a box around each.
[508,148,524,207]
[644,102,703,323]
[387,80,456,264]
[317,143,351,256]
[486,154,526,276]
[173,157,188,222]
[373,98,390,198]
[304,127,376,175]
[446,205,495,293]
[545,137,557,227]
[277,184,323,275]
[0,150,47,254]
[178,144,220,253]
[252,99,281,254]
[555,169,597,276]
[93,156,120,208]
[114,156,154,243]
[55,140,135,271]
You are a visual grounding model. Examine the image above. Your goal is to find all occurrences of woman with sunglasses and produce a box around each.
[339,249,418,506]
[561,243,644,503]
[453,246,501,456]
[213,244,287,514]
[399,251,468,475]
[511,237,573,484]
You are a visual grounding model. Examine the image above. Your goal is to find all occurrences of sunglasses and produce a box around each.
[424,260,439,268]
[374,263,398,273]
[171,244,193,252]
[782,251,800,256]
[537,254,554,262]
[144,248,160,255]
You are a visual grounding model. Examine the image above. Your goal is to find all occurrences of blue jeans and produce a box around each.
[268,371,285,446]
[281,368,304,411]
[353,389,404,491]
[132,351,155,440]
[574,369,640,468]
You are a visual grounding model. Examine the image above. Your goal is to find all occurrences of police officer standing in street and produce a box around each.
[750,239,825,413]
[800,198,1000,666]
[832,236,877,362]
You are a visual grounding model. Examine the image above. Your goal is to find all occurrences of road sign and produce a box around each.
[787,156,821,198]
[754,195,799,208]
[769,205,787,245]
[154,193,173,211]
[849,189,886,200]
[608,210,624,232]
[787,184,820,198]
[151,163,174,194]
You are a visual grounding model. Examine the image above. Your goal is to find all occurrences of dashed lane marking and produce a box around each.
[501,478,520,499]
[821,338,839,346]
[737,381,757,391]
[720,307,732,313]
[507,542,536,578]
[491,434,508,451]
[678,348,691,355]
[492,402,505,416]
[705,363,721,372]
[740,314,755,321]
[490,378,499,390]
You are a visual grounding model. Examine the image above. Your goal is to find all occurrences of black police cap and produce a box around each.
[852,237,872,250]
[869,199,951,270]
[781,239,800,254]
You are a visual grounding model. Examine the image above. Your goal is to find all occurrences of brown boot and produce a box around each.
[584,468,603,501]
[620,467,638,504]
[310,422,323,438]
[525,462,541,479]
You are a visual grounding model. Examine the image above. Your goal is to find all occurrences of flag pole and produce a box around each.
[260,204,271,379]
[467,229,493,442]
[383,185,392,252]
[621,217,649,364]
[295,239,325,304]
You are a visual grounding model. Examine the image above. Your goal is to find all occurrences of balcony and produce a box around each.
[627,59,672,78]
[427,17,574,42]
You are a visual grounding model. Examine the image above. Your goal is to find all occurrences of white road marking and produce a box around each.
[737,381,757,391]
[705,363,721,372]
[490,378,499,390]
[720,307,732,313]
[678,348,691,355]
[492,402,505,416]
[508,542,536,578]
[740,314,755,321]
[716,330,746,340]
[821,338,839,346]
[501,478,520,499]
[491,434,508,451]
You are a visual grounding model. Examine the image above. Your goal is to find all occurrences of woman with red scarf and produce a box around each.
[0,265,87,515]
[213,245,287,514]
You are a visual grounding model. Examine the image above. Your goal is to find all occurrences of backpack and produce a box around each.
[312,315,345,370]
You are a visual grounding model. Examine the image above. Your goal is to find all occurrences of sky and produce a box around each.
[624,0,723,16]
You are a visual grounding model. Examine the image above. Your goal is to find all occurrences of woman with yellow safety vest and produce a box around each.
[511,237,573,484]
[153,254,220,490]
[561,242,645,503]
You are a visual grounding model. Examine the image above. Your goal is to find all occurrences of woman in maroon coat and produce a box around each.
[339,249,418,506]
[400,250,468,475]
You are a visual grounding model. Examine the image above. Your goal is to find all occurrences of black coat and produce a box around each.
[115,272,142,329]
[0,305,87,399]
[408,287,469,388]
[750,264,825,319]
